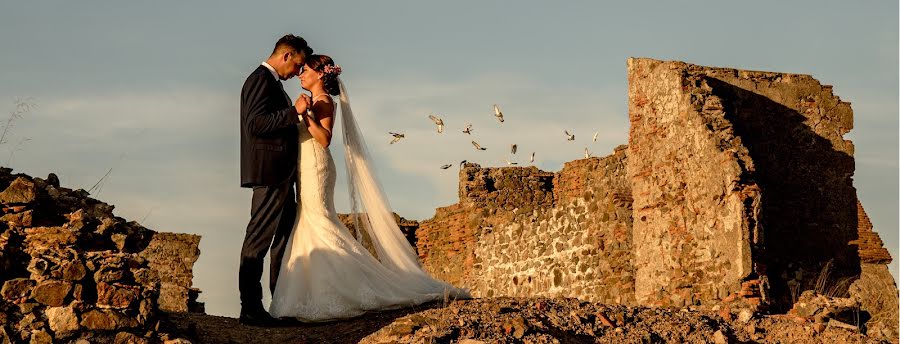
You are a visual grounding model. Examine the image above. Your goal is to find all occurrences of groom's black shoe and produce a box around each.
[238,308,281,327]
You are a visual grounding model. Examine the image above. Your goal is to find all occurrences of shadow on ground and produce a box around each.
[165,301,446,344]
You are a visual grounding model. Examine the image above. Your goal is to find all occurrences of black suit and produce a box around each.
[238,65,301,312]
[240,65,301,187]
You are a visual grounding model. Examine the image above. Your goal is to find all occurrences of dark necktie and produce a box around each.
[276,81,291,105]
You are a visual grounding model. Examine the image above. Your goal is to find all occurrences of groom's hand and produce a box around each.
[295,94,311,115]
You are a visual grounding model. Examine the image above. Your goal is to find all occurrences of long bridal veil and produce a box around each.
[337,78,465,291]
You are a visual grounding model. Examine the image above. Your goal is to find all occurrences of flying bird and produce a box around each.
[530,152,535,163]
[565,130,575,141]
[493,104,504,123]
[505,158,518,166]
[462,123,473,135]
[510,144,517,154]
[584,147,592,159]
[428,114,444,133]
[440,164,452,169]
[389,132,405,144]
[592,131,599,142]
[471,141,487,151]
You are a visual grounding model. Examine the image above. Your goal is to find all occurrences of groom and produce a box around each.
[238,34,312,326]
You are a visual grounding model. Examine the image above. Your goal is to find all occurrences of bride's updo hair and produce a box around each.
[306,55,341,96]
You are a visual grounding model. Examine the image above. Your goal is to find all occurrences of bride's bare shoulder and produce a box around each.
[311,96,335,117]
[313,94,333,102]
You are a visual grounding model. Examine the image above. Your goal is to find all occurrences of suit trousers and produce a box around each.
[238,173,297,311]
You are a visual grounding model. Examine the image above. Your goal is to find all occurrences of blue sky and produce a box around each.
[1,1,896,317]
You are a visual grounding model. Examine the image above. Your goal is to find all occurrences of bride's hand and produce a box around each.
[295,94,311,114]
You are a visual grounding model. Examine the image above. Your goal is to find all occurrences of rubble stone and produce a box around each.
[80,309,139,331]
[115,331,149,344]
[0,168,200,342]
[1,278,34,301]
[45,306,79,337]
[28,330,52,344]
[97,282,139,309]
[30,280,71,306]
[0,177,37,204]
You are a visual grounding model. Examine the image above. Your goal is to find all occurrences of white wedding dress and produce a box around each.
[269,82,470,322]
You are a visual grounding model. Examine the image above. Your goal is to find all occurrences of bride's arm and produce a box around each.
[304,100,335,147]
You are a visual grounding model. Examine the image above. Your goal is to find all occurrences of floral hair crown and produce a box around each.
[323,64,342,77]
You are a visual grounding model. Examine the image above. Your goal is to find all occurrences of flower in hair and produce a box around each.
[323,64,342,76]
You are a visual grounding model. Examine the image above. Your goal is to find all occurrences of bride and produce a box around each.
[268,54,471,321]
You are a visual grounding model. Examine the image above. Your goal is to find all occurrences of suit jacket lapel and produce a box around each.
[259,65,292,105]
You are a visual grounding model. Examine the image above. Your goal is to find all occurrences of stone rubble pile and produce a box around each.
[788,290,861,334]
[0,167,201,343]
[358,297,878,344]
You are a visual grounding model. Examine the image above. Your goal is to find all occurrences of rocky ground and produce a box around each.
[166,297,887,344]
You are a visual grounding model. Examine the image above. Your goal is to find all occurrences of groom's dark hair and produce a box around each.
[272,34,313,57]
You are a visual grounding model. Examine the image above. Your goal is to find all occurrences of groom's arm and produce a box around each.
[242,74,300,136]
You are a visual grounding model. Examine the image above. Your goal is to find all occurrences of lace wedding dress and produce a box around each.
[269,82,470,322]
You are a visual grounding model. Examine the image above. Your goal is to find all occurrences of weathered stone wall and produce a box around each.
[416,165,555,287]
[0,169,200,343]
[415,204,478,287]
[471,147,635,304]
[625,58,889,311]
[458,164,556,211]
[692,62,861,310]
[138,232,202,313]
[627,58,760,307]
[418,146,636,304]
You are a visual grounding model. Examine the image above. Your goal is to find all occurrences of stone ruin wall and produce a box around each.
[627,58,759,307]
[671,60,861,309]
[138,233,202,314]
[0,169,201,343]
[416,164,556,290]
[414,58,897,336]
[417,146,637,305]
